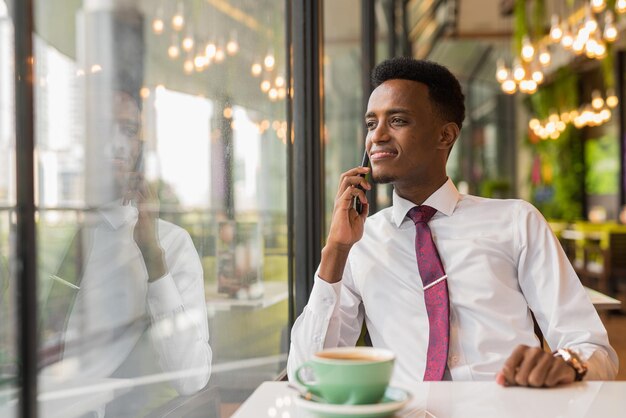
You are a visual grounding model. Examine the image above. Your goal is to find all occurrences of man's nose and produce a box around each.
[370,123,390,143]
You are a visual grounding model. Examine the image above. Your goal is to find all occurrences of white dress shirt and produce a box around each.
[288,179,618,387]
[51,203,212,396]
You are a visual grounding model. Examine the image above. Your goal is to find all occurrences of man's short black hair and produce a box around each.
[371,57,465,130]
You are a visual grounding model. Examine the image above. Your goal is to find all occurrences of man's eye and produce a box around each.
[391,118,406,125]
[365,121,376,130]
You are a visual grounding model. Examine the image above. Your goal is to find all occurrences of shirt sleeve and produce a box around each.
[287,259,364,381]
[146,225,212,395]
[515,201,619,380]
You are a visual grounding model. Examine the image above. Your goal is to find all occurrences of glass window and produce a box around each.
[33,1,288,416]
[0,1,17,416]
[324,0,363,232]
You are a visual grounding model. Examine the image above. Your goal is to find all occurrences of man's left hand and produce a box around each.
[496,344,576,388]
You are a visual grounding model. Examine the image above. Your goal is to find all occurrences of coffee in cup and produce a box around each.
[294,346,395,405]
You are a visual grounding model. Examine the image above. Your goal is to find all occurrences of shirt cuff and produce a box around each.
[305,274,342,320]
[147,273,184,319]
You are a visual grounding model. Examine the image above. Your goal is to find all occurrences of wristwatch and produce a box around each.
[553,348,588,381]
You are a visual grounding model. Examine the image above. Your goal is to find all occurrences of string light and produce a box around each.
[251,63,262,76]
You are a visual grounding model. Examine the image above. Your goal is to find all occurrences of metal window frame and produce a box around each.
[12,0,38,417]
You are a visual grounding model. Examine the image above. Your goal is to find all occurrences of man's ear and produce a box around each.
[438,122,459,151]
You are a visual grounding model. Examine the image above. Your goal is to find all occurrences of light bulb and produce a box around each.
[521,36,535,62]
[562,30,574,49]
[529,118,540,129]
[495,59,509,83]
[168,45,180,59]
[261,80,271,92]
[251,63,262,76]
[550,15,562,42]
[183,59,194,74]
[275,76,285,87]
[152,18,164,34]
[268,88,278,101]
[172,14,184,31]
[501,78,517,94]
[264,54,275,70]
[527,79,538,94]
[532,70,544,84]
[226,40,239,55]
[205,43,217,59]
[592,90,604,109]
[604,12,618,42]
[591,0,606,13]
[606,88,619,108]
[619,0,626,13]
[182,36,194,52]
[215,47,225,63]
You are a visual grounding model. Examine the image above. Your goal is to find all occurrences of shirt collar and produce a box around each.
[391,178,460,227]
[99,201,138,230]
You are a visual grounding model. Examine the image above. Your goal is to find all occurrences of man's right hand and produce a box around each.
[319,166,371,283]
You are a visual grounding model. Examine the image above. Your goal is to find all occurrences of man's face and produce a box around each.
[109,92,142,193]
[364,79,445,185]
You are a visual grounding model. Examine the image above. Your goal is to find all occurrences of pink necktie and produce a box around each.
[408,205,450,381]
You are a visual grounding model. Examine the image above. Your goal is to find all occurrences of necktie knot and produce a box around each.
[408,205,437,224]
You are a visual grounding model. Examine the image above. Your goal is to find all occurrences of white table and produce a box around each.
[233,381,626,418]
[585,286,621,311]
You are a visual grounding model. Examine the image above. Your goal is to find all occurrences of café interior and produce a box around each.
[2,0,626,417]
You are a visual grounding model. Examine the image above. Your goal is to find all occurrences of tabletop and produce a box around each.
[232,381,626,418]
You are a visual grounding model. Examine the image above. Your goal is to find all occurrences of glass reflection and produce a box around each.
[32,0,289,416]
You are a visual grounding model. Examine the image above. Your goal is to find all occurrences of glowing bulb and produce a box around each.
[529,118,540,129]
[532,70,544,84]
[194,55,206,69]
[172,14,184,31]
[521,36,535,62]
[226,40,239,55]
[502,78,517,94]
[140,87,150,99]
[251,63,262,76]
[495,59,509,83]
[215,48,225,62]
[275,76,285,87]
[527,79,538,94]
[278,87,287,100]
[550,15,563,42]
[591,0,606,13]
[562,31,574,49]
[205,43,217,59]
[606,89,619,108]
[168,45,180,59]
[269,88,278,101]
[223,107,233,119]
[261,80,271,92]
[264,54,275,70]
[619,0,626,13]
[184,59,194,74]
[152,18,164,34]
[182,36,194,52]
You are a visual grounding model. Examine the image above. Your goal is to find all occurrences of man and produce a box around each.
[42,91,211,416]
[287,57,617,388]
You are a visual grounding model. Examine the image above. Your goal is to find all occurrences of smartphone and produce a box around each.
[354,150,370,214]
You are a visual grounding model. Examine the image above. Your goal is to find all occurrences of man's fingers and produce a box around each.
[500,344,528,386]
[338,185,367,209]
[514,347,543,386]
[544,357,576,387]
[526,351,553,387]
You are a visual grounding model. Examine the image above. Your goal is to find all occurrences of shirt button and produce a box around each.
[322,297,333,306]
[313,334,322,343]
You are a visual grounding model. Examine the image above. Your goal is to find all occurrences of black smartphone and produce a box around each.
[354,150,370,214]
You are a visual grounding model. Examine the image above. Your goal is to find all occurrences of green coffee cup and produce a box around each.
[294,347,395,405]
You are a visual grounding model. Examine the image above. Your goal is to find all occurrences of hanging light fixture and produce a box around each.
[550,15,563,41]
[172,1,185,31]
[495,59,509,83]
[604,11,618,42]
[152,7,164,35]
[251,62,262,76]
[561,21,574,49]
[618,0,626,14]
[591,90,604,110]
[513,58,525,81]
[521,35,535,62]
[501,77,517,94]
[606,88,619,108]
[591,0,606,13]
[538,45,551,66]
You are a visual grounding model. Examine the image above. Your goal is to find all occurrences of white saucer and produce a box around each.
[294,386,411,418]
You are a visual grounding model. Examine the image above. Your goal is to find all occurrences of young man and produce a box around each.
[287,57,617,388]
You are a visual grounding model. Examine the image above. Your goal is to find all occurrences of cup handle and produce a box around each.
[294,362,317,391]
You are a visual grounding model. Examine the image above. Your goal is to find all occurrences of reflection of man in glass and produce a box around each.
[44,91,211,416]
